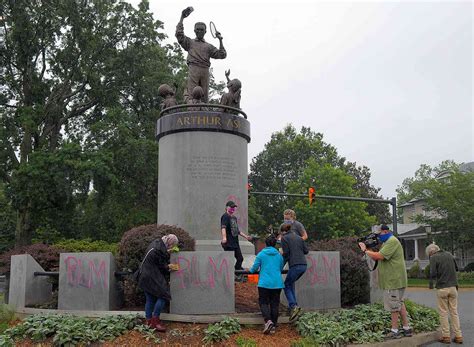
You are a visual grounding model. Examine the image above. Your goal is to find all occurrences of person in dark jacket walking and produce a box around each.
[426,243,463,344]
[249,234,284,334]
[281,223,308,322]
[137,234,179,332]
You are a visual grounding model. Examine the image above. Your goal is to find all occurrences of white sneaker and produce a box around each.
[263,320,274,334]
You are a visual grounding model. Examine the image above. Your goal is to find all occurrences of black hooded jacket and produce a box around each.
[137,239,171,300]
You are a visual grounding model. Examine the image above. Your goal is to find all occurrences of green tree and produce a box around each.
[288,160,376,239]
[0,183,16,252]
[0,0,186,246]
[396,160,458,205]
[249,125,389,236]
[397,162,474,251]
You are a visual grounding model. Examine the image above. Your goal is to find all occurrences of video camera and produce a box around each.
[357,232,379,250]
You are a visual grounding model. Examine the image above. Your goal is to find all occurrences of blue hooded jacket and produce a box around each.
[250,246,284,289]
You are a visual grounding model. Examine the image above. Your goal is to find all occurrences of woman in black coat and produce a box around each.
[137,234,179,332]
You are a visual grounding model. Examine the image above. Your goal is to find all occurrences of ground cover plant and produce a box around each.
[0,314,158,346]
[295,301,439,346]
[0,301,439,346]
[202,316,241,344]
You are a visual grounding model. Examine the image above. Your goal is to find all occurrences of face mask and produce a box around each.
[378,232,392,243]
[283,220,293,225]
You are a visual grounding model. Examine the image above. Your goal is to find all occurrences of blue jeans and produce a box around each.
[284,264,307,309]
[144,291,167,319]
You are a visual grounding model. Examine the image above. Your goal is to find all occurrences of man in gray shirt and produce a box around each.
[426,243,463,344]
[176,8,227,103]
[280,209,308,240]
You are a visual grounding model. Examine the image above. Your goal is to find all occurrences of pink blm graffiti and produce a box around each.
[174,255,232,290]
[305,254,340,286]
[225,194,248,231]
[64,256,108,289]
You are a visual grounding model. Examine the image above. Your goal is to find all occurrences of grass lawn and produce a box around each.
[408,278,474,288]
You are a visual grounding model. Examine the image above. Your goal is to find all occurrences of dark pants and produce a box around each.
[144,291,167,319]
[222,245,244,270]
[284,264,307,309]
[258,287,282,324]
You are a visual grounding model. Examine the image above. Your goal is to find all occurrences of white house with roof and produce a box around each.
[387,162,474,269]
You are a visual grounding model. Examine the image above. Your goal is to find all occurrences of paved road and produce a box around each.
[405,288,474,346]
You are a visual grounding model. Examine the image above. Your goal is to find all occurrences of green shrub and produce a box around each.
[0,243,65,274]
[463,262,474,272]
[53,238,118,255]
[295,302,439,345]
[424,264,430,279]
[457,271,474,282]
[115,224,195,307]
[203,316,241,344]
[408,261,421,279]
[309,237,370,306]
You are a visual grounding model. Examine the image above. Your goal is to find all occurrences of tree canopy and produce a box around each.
[396,161,474,251]
[0,0,187,246]
[249,125,388,240]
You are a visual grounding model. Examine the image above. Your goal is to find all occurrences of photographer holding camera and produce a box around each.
[358,225,412,339]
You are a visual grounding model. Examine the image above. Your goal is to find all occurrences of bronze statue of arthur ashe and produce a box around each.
[176,7,227,103]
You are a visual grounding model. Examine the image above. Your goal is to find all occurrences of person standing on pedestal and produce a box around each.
[280,209,308,241]
[221,200,252,280]
[176,7,227,103]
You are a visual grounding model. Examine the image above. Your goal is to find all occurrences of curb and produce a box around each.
[14,307,288,324]
[347,331,440,347]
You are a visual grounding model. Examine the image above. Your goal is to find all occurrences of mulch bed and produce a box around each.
[103,321,302,346]
[15,281,303,346]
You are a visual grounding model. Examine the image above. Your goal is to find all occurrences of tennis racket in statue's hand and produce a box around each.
[210,21,222,40]
[181,6,194,18]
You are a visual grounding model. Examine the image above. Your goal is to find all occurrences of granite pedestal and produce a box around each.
[282,251,341,310]
[58,252,120,311]
[156,110,251,253]
[8,254,52,309]
[169,251,235,314]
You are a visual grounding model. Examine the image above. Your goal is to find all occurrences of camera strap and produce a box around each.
[364,254,379,272]
[368,260,378,272]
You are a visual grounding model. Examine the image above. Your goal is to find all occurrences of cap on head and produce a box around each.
[226,201,237,208]
[374,224,390,234]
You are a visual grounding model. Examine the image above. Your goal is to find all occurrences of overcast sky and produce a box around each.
[134,0,473,199]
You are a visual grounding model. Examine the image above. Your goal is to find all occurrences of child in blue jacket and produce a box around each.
[249,234,284,334]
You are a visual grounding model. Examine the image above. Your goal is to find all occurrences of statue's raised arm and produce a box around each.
[175,7,227,103]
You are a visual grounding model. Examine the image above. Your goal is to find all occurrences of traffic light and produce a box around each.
[308,187,316,206]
